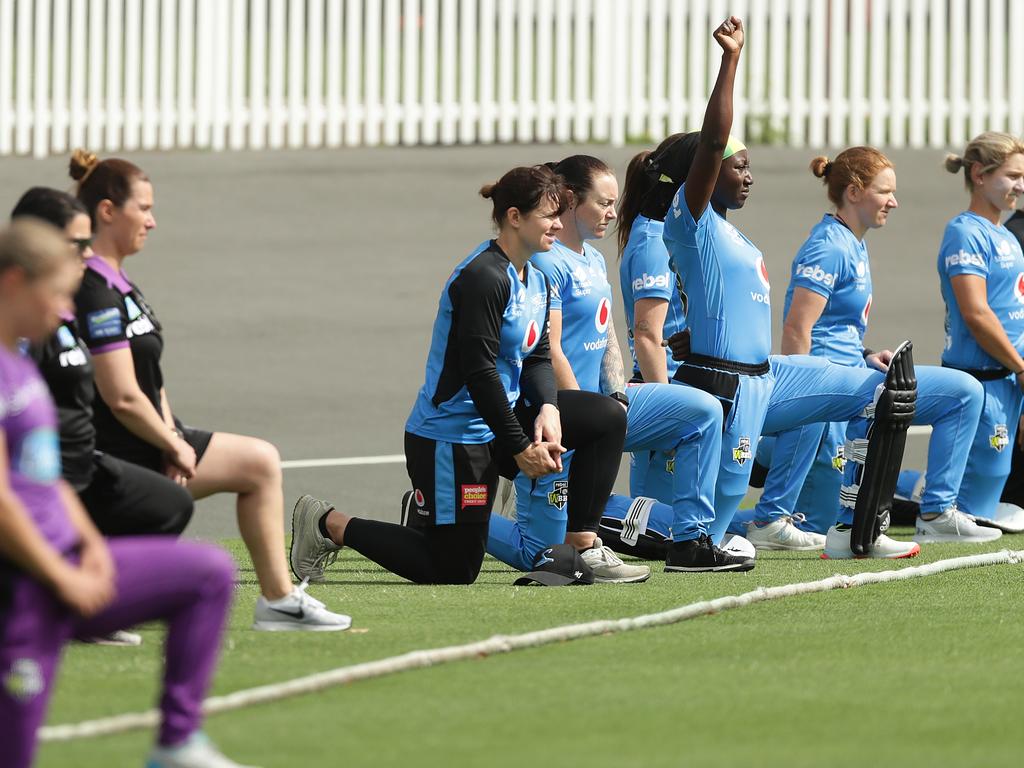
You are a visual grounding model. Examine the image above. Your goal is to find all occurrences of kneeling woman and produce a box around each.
[69,151,348,631]
[291,166,627,584]
[13,187,194,538]
[0,220,246,768]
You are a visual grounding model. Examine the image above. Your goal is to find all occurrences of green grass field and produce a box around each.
[36,531,1024,768]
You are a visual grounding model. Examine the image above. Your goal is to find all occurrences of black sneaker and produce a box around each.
[665,534,755,572]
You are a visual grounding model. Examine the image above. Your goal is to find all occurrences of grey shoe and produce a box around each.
[289,495,341,583]
[914,507,1003,544]
[580,538,651,583]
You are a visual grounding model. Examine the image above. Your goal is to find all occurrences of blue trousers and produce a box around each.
[956,375,1024,520]
[755,364,983,532]
[628,449,675,507]
[672,355,885,544]
[487,383,722,570]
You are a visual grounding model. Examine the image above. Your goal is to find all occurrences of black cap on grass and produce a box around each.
[514,544,595,587]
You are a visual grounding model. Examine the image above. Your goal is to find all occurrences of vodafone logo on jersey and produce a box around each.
[522,319,541,352]
[756,257,771,290]
[1014,273,1024,304]
[862,294,872,325]
[594,296,612,333]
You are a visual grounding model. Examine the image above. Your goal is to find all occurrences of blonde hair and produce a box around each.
[0,218,73,280]
[944,132,1024,190]
[810,147,893,207]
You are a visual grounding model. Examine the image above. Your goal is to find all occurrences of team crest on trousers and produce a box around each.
[990,424,1010,453]
[831,444,846,472]
[547,480,568,510]
[732,436,752,465]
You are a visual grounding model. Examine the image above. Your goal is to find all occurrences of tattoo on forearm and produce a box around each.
[600,321,626,395]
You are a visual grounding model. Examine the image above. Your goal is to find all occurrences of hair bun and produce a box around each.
[69,148,99,182]
[809,155,831,178]
[943,153,965,174]
[479,182,496,200]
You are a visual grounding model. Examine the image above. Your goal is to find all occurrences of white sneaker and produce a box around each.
[81,630,142,647]
[972,502,1024,534]
[579,538,651,583]
[914,507,1003,544]
[719,533,757,560]
[493,476,518,520]
[746,516,826,551]
[146,732,260,768]
[821,525,921,560]
[252,582,352,632]
[289,495,341,583]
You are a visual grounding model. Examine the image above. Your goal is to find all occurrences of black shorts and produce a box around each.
[124,418,213,474]
[404,432,504,526]
[79,452,194,536]
[176,419,214,465]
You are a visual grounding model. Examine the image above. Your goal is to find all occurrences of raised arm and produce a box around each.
[684,17,744,220]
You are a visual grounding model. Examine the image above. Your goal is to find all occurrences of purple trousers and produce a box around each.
[0,537,236,768]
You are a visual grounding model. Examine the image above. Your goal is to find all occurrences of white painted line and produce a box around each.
[280,428,933,471]
[39,548,1023,743]
[280,454,405,469]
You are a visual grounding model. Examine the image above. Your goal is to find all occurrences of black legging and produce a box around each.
[344,390,627,584]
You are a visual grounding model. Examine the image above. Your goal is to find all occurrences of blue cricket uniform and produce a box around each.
[754,215,982,532]
[405,240,556,526]
[937,211,1024,520]
[619,214,688,503]
[662,185,892,542]
[487,239,723,571]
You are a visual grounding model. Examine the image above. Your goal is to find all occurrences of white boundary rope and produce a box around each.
[40,547,1021,743]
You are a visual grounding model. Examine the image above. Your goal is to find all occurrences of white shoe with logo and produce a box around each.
[914,507,1003,544]
[746,516,826,551]
[290,495,341,583]
[580,538,651,583]
[719,533,757,560]
[972,502,1024,534]
[821,525,921,559]
[146,732,260,768]
[252,582,351,632]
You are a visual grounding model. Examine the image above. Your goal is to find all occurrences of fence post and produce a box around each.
[33,0,51,157]
[177,0,196,148]
[401,0,420,146]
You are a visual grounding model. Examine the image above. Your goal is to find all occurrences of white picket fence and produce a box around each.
[2,0,1022,158]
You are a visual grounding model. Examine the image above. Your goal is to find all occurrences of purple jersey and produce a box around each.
[0,345,78,556]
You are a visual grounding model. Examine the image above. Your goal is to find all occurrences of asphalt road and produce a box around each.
[0,143,973,537]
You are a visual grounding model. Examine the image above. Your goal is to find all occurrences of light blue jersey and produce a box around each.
[531,240,612,392]
[619,215,687,379]
[405,240,550,446]
[783,215,872,368]
[663,185,772,363]
[939,211,1024,370]
[755,213,984,531]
